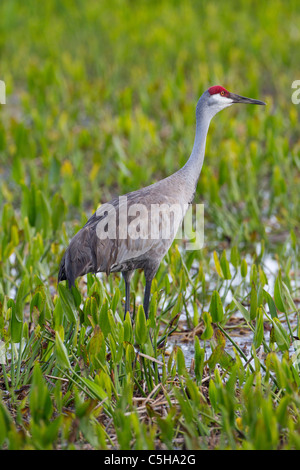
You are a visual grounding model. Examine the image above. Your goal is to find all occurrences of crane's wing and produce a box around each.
[58,177,189,287]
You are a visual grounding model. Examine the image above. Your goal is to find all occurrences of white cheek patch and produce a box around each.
[210,94,233,105]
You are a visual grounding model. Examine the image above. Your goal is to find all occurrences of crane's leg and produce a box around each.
[143,279,152,320]
[124,280,130,318]
[143,274,161,382]
[143,264,159,320]
[122,271,133,320]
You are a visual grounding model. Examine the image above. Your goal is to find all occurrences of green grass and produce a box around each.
[0,0,300,450]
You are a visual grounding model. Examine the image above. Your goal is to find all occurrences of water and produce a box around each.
[4,237,299,371]
[165,250,298,369]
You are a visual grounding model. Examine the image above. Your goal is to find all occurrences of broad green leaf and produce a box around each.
[55,331,71,370]
[240,259,248,278]
[11,224,19,246]
[53,297,63,328]
[201,311,214,340]
[37,189,51,236]
[15,276,29,322]
[88,325,106,367]
[230,245,240,268]
[124,311,133,343]
[108,333,117,363]
[29,363,53,423]
[0,401,13,446]
[51,193,66,232]
[176,347,187,376]
[30,290,45,314]
[81,377,107,401]
[9,301,22,344]
[232,297,250,323]
[125,343,135,373]
[21,184,36,227]
[213,251,224,279]
[250,264,257,284]
[99,298,110,336]
[134,305,148,345]
[85,295,99,326]
[274,274,296,315]
[10,276,29,342]
[220,250,231,280]
[111,288,120,313]
[253,307,264,348]
[58,283,78,323]
[282,281,297,313]
[271,318,290,352]
[194,335,204,382]
[274,271,285,313]
[208,379,218,411]
[209,331,234,372]
[263,289,277,318]
[290,229,297,251]
[276,396,290,427]
[258,266,268,287]
[209,290,224,323]
[250,282,257,321]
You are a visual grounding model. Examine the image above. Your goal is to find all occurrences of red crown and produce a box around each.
[208,86,229,96]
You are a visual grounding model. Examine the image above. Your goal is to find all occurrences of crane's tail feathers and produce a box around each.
[58,254,66,282]
[58,251,76,289]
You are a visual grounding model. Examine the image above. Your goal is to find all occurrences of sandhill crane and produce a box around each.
[58,86,265,320]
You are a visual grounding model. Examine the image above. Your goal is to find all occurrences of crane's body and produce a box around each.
[58,86,265,318]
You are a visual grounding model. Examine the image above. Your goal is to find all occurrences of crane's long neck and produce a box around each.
[181,99,212,185]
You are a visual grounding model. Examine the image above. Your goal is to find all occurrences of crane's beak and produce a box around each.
[229,93,266,105]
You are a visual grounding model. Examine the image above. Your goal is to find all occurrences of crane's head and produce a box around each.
[206,85,266,114]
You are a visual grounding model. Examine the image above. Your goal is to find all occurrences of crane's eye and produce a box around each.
[220,91,225,96]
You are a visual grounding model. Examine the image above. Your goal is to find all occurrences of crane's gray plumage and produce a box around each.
[58,86,265,318]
